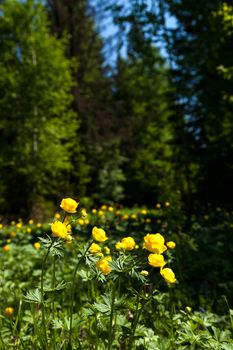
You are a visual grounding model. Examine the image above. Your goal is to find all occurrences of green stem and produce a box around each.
[68,241,93,346]
[108,281,117,350]
[31,304,38,350]
[52,256,56,350]
[40,239,55,350]
[129,285,145,350]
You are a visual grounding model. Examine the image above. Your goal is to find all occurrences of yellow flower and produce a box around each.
[148,253,166,268]
[3,245,10,252]
[160,267,176,284]
[89,243,102,254]
[66,235,73,244]
[34,242,41,250]
[16,222,22,228]
[4,307,14,317]
[131,214,137,220]
[37,223,42,228]
[98,210,104,217]
[101,205,107,210]
[0,223,3,229]
[185,306,192,313]
[165,202,170,207]
[115,241,125,250]
[55,213,61,219]
[51,221,68,239]
[92,227,108,242]
[92,208,97,214]
[140,270,149,277]
[145,218,151,223]
[108,206,114,212]
[141,209,147,215]
[143,233,167,254]
[156,203,161,209]
[96,256,112,274]
[103,246,110,255]
[27,228,31,233]
[81,208,87,217]
[28,219,34,225]
[11,221,15,225]
[85,219,90,225]
[166,241,176,249]
[121,237,136,251]
[10,232,16,237]
[60,198,79,214]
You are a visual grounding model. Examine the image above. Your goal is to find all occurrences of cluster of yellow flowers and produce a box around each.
[50,198,176,282]
[50,198,79,242]
[91,227,113,274]
[143,233,176,284]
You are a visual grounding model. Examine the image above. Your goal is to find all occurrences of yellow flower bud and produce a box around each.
[160,267,176,284]
[103,246,110,255]
[148,253,166,268]
[81,209,87,217]
[140,270,149,277]
[185,306,192,313]
[92,227,108,242]
[34,242,41,250]
[66,235,73,244]
[60,198,79,214]
[115,241,125,251]
[166,241,176,249]
[4,307,14,317]
[89,243,102,254]
[3,245,10,252]
[141,209,147,215]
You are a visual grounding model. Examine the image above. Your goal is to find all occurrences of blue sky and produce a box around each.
[94,0,177,64]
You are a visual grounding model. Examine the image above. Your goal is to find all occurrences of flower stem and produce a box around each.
[108,281,117,350]
[52,256,56,350]
[40,239,54,349]
[128,284,145,350]
[68,241,93,346]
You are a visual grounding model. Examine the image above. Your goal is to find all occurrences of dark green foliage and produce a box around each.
[163,0,233,207]
[113,28,175,204]
[0,0,83,216]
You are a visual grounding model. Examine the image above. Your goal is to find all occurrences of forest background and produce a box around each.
[0,0,233,217]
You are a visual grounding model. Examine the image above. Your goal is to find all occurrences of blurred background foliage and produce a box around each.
[0,0,233,217]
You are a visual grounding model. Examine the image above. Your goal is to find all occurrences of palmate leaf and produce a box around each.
[43,280,69,292]
[39,235,64,257]
[24,288,42,303]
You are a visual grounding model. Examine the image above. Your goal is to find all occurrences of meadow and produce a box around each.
[0,198,232,349]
